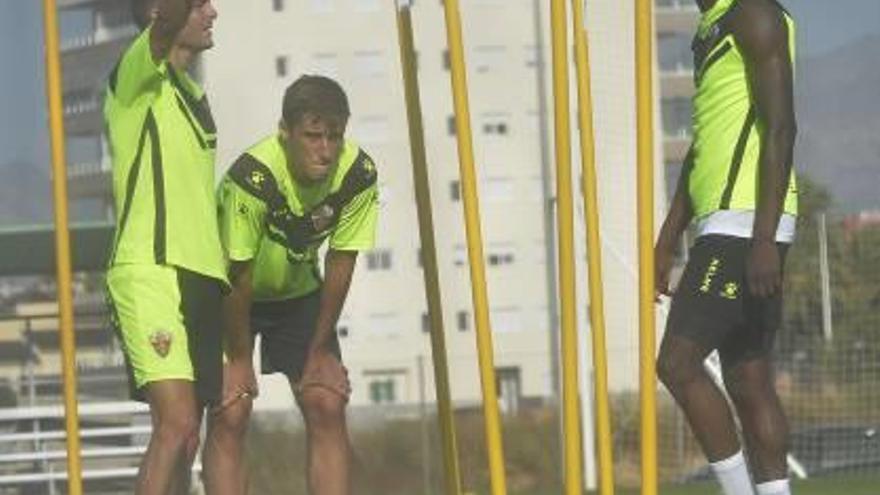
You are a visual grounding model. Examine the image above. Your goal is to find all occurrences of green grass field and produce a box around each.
[510,475,880,495]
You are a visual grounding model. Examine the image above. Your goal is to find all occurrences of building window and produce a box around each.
[449,180,461,201]
[481,177,514,203]
[353,0,381,12]
[275,56,288,77]
[473,45,506,73]
[524,44,539,68]
[488,253,515,266]
[661,97,693,138]
[457,311,469,332]
[366,249,393,270]
[272,0,284,12]
[658,32,693,73]
[442,49,451,70]
[453,245,467,267]
[309,0,334,14]
[338,325,350,338]
[496,366,522,415]
[308,52,339,78]
[491,306,522,333]
[479,112,511,136]
[487,244,516,266]
[447,115,457,136]
[421,312,430,333]
[353,50,386,79]
[369,379,396,404]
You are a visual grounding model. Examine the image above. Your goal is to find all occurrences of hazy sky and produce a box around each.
[0,0,877,170]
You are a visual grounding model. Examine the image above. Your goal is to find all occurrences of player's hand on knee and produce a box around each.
[214,359,258,414]
[298,349,351,401]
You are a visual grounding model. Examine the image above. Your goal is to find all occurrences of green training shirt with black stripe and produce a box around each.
[689,0,798,219]
[104,26,227,284]
[217,135,379,301]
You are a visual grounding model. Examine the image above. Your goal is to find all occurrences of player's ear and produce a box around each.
[278,119,289,141]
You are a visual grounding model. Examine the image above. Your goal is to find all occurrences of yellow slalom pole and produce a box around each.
[549,1,583,494]
[41,1,83,493]
[571,1,615,493]
[394,2,463,494]
[634,0,658,494]
[440,1,507,494]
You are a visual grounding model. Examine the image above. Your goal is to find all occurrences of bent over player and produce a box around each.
[203,75,379,495]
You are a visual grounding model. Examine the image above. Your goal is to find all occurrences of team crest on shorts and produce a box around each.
[149,331,173,358]
[720,282,740,300]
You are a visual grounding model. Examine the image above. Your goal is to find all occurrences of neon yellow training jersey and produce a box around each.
[689,0,798,218]
[104,26,227,284]
[218,136,379,301]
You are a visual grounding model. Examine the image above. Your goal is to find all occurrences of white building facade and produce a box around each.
[202,0,669,411]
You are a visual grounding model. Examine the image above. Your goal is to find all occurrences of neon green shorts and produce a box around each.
[106,264,223,405]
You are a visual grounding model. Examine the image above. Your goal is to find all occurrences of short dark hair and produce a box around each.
[282,75,350,127]
[131,0,156,30]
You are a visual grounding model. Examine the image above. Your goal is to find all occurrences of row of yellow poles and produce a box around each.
[42,0,656,493]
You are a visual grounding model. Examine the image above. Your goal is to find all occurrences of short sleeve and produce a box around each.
[108,26,165,106]
[329,185,379,251]
[217,178,268,262]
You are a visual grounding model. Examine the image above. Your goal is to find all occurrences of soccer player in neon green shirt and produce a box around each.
[103,1,225,493]
[655,1,798,495]
[203,75,379,495]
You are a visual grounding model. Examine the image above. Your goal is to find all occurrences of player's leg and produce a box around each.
[259,292,351,495]
[295,384,351,495]
[203,382,255,494]
[723,357,789,483]
[657,235,755,495]
[721,283,791,494]
[138,380,202,495]
[107,265,223,495]
[657,334,741,459]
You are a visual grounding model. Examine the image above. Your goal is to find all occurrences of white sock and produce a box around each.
[710,451,756,495]
[756,479,791,495]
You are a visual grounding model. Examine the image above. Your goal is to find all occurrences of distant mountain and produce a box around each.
[0,161,53,226]
[795,34,880,213]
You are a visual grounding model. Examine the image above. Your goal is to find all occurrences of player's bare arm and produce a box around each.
[655,146,695,298]
[218,260,258,409]
[733,0,797,297]
[301,249,358,397]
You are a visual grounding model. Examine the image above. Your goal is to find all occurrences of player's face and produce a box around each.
[283,113,347,184]
[176,0,218,52]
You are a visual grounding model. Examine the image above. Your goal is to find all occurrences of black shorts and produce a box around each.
[665,235,789,365]
[250,290,342,382]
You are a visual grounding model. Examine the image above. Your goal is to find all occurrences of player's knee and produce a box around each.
[215,400,253,439]
[656,350,701,390]
[300,389,346,430]
[154,412,201,454]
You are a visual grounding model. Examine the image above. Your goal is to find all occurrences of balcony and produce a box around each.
[63,98,102,137]
[659,64,694,98]
[656,1,699,34]
[68,162,111,200]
